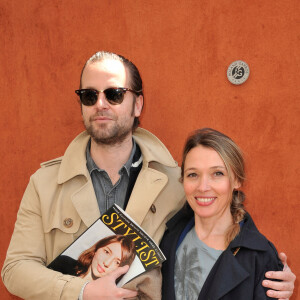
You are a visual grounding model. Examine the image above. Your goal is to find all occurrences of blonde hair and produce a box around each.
[181,128,246,246]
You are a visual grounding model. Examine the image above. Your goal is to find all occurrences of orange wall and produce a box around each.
[1,1,299,298]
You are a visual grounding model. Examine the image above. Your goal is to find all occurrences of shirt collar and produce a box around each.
[86,139,137,177]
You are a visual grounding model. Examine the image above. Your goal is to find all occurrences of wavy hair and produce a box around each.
[181,128,246,246]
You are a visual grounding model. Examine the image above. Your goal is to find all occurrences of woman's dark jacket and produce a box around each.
[160,205,283,300]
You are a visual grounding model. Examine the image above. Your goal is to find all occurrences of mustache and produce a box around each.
[89,112,116,121]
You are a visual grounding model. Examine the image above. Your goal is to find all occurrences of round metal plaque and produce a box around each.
[227,60,250,85]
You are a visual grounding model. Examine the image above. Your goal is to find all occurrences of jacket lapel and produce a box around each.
[56,132,100,227]
[71,179,100,227]
[199,248,249,299]
[125,165,168,225]
[126,128,178,225]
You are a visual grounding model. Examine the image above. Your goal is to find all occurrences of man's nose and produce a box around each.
[95,92,110,109]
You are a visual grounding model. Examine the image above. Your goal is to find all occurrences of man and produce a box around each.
[2,51,295,300]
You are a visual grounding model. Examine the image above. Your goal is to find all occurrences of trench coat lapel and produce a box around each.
[70,166,167,228]
[125,166,168,225]
[199,250,249,300]
[71,179,100,227]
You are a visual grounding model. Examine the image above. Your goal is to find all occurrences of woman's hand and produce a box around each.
[262,253,296,300]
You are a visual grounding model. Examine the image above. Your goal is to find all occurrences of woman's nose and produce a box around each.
[103,256,114,268]
[197,176,210,192]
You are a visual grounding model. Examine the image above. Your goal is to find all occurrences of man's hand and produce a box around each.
[83,265,138,300]
[262,253,296,300]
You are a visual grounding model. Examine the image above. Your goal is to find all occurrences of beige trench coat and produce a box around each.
[2,128,185,300]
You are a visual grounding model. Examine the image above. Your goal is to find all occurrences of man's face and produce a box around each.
[81,59,143,145]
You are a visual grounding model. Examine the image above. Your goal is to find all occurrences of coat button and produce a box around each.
[150,204,156,213]
[63,218,73,228]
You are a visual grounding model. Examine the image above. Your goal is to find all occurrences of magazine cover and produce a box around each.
[48,204,166,287]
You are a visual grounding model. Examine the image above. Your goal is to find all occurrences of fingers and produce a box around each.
[112,287,137,299]
[83,265,137,300]
[110,266,138,299]
[110,265,130,280]
[262,277,294,300]
[263,279,293,292]
[122,289,138,299]
[84,283,137,300]
[265,288,292,299]
[278,252,288,268]
[265,269,296,282]
[263,264,296,300]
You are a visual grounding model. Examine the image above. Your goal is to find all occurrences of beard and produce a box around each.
[84,101,136,146]
[85,120,133,146]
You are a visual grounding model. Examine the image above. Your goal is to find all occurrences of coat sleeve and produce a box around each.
[1,176,87,300]
[253,242,284,300]
[123,267,162,300]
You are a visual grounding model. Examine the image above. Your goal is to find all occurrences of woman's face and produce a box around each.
[183,145,240,221]
[91,242,122,278]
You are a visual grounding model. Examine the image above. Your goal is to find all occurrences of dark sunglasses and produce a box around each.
[75,87,142,106]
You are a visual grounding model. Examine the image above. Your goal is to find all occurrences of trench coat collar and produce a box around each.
[133,128,178,168]
[57,128,178,184]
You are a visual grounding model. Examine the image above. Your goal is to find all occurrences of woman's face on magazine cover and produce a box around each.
[91,242,122,278]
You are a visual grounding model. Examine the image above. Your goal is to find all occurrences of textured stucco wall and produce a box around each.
[1,0,299,298]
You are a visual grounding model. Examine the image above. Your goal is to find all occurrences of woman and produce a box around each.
[161,128,284,300]
[48,235,136,280]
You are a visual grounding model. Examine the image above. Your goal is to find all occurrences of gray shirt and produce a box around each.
[175,226,223,300]
[86,139,137,214]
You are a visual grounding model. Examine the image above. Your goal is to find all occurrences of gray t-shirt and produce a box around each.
[175,226,223,300]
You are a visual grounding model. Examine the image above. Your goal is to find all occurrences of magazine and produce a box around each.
[48,204,166,287]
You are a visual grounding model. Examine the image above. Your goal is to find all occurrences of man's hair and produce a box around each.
[75,234,136,277]
[80,51,144,131]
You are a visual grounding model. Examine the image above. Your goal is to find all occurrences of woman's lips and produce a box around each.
[195,197,216,206]
[97,264,105,273]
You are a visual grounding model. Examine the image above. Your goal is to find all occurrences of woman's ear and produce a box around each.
[233,178,241,190]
